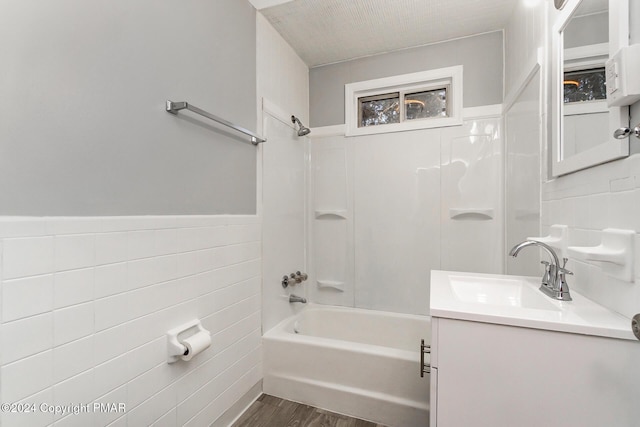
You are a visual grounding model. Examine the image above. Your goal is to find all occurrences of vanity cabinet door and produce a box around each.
[431,317,640,427]
[429,317,439,426]
[429,367,438,427]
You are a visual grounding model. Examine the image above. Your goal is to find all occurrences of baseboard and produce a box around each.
[211,379,263,427]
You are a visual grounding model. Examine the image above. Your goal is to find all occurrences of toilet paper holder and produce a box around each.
[166,319,211,364]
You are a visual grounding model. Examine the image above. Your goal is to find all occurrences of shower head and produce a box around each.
[298,126,311,137]
[291,115,311,137]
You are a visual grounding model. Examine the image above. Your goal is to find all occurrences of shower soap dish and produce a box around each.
[567,228,634,282]
[317,280,345,292]
[527,224,568,258]
[449,208,494,220]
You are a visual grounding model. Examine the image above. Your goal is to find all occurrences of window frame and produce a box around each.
[345,66,463,137]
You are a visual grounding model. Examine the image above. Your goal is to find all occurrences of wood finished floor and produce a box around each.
[231,394,387,427]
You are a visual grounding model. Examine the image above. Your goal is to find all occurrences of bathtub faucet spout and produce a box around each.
[289,294,307,304]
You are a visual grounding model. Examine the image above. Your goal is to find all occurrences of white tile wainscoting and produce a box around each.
[542,153,640,319]
[0,216,262,427]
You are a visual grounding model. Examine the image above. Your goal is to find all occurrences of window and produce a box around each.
[404,88,449,120]
[359,92,400,127]
[563,67,606,103]
[345,66,462,136]
[561,44,610,158]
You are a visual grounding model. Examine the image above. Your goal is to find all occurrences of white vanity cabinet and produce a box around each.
[429,270,640,427]
[429,317,640,427]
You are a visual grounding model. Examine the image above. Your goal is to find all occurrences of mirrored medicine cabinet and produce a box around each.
[551,0,630,176]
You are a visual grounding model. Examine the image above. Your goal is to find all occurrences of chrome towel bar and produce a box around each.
[166,100,266,145]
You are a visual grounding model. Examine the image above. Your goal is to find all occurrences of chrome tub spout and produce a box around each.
[289,294,307,304]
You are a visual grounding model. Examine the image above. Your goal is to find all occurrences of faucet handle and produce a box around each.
[557,264,573,301]
[539,261,552,286]
[282,275,291,288]
[540,260,551,273]
[289,273,302,284]
[558,266,573,275]
[282,274,301,288]
[558,258,572,275]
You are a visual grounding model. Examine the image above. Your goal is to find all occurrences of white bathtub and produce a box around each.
[262,304,431,426]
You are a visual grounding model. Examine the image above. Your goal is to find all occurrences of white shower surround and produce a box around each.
[308,108,504,315]
[263,304,431,426]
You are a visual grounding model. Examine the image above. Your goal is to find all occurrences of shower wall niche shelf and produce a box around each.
[315,210,348,219]
[567,228,634,282]
[317,280,345,292]
[310,141,353,307]
[449,208,494,220]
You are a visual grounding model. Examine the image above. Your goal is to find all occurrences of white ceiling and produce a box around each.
[252,0,519,68]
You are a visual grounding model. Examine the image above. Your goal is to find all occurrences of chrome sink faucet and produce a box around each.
[509,240,573,301]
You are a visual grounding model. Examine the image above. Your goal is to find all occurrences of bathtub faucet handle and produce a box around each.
[283,271,308,288]
[294,271,308,282]
[282,275,292,288]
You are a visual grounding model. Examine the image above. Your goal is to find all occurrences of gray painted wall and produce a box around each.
[309,31,503,127]
[564,12,608,49]
[0,0,257,215]
[632,0,640,45]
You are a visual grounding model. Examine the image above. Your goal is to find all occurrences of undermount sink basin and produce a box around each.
[449,275,560,311]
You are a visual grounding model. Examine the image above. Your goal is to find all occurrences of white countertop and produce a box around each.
[430,270,636,340]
